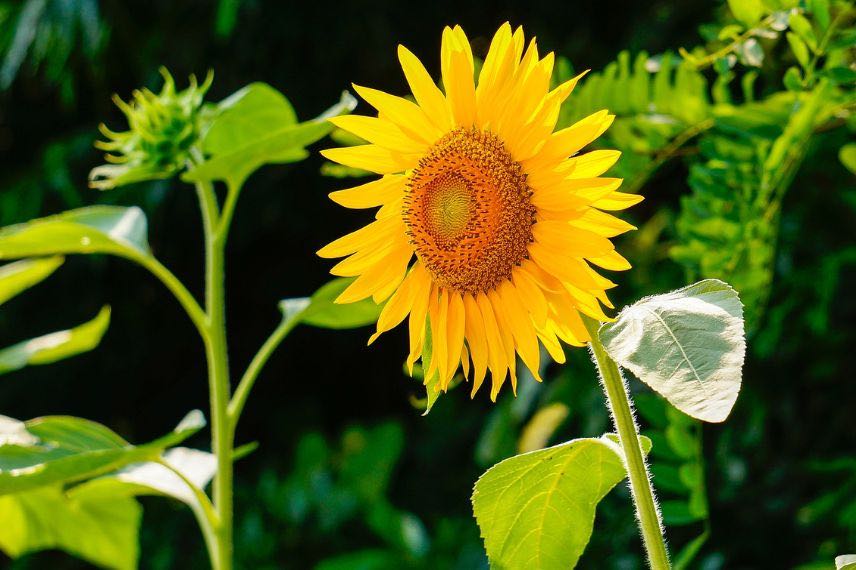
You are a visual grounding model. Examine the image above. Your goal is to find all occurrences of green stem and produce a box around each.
[228,309,303,428]
[196,179,234,570]
[582,315,671,570]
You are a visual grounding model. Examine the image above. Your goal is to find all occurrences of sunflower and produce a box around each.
[319,23,641,401]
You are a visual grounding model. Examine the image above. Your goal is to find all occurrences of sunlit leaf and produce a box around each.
[599,280,746,423]
[472,435,634,569]
[203,82,298,155]
[299,277,383,330]
[839,144,856,174]
[0,485,140,569]
[786,32,810,68]
[185,90,356,188]
[0,410,205,494]
[727,0,763,27]
[0,257,63,306]
[0,206,150,261]
[836,555,856,570]
[0,306,111,375]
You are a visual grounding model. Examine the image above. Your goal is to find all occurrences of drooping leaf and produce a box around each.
[299,277,383,330]
[0,485,141,570]
[0,206,150,261]
[0,306,111,375]
[472,435,634,569]
[185,90,356,188]
[0,256,63,306]
[70,447,215,508]
[0,410,205,494]
[836,555,856,570]
[599,279,746,423]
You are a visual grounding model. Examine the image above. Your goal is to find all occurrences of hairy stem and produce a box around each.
[582,315,671,569]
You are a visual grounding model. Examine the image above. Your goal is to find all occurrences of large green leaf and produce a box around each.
[185,90,356,188]
[0,410,205,494]
[0,256,63,306]
[0,485,141,570]
[202,82,298,154]
[70,447,215,507]
[472,435,633,569]
[599,279,746,423]
[298,277,383,330]
[0,206,150,261]
[0,306,111,375]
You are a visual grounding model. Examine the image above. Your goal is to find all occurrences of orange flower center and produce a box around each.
[404,128,536,294]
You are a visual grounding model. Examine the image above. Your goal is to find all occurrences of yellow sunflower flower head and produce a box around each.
[319,23,642,401]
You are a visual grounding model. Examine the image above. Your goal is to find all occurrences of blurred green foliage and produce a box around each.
[1,0,854,568]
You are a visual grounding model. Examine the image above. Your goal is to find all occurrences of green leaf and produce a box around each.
[839,144,856,174]
[0,485,141,569]
[788,13,818,52]
[0,257,63,306]
[0,206,150,261]
[300,277,383,330]
[821,67,856,86]
[69,447,215,507]
[472,435,635,569]
[0,410,205,494]
[661,499,704,526]
[185,90,356,188]
[727,0,763,27]
[202,82,298,155]
[599,280,746,423]
[836,555,856,570]
[0,306,111,375]
[784,66,804,91]
[787,32,811,68]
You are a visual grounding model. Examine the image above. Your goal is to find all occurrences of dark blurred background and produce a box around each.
[1,1,854,569]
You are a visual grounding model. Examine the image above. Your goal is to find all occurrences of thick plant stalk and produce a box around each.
[582,315,671,569]
[196,179,234,570]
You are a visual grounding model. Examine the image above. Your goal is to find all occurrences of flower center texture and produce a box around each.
[404,127,536,295]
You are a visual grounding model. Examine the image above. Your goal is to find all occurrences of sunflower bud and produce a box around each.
[89,68,213,190]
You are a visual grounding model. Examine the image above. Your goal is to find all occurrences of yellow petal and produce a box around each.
[593,191,645,211]
[587,249,632,271]
[499,281,541,382]
[317,215,402,258]
[330,236,409,276]
[444,291,466,389]
[329,175,405,209]
[489,290,518,396]
[570,208,637,237]
[398,45,454,132]
[511,267,548,327]
[368,262,423,345]
[441,26,476,126]
[476,291,507,401]
[532,220,615,257]
[463,293,489,396]
[321,145,411,174]
[407,276,433,374]
[353,84,442,144]
[528,242,604,290]
[568,150,621,178]
[329,115,428,154]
